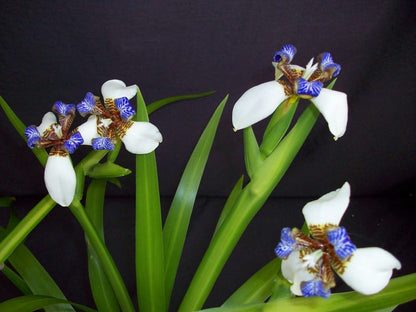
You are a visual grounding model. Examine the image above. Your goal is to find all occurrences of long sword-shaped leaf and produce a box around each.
[163,95,228,306]
[222,258,282,307]
[85,179,120,312]
[213,175,244,236]
[0,226,75,312]
[147,91,215,114]
[0,295,97,312]
[0,96,48,166]
[197,273,416,312]
[135,87,166,312]
[179,105,320,312]
[1,265,32,295]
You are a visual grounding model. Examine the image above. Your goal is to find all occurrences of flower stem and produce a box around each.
[0,195,55,264]
[179,104,319,311]
[69,201,136,312]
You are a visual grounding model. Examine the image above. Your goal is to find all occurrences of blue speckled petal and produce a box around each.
[275,227,296,258]
[327,226,357,260]
[77,92,96,116]
[53,101,75,116]
[63,132,84,154]
[24,126,41,148]
[319,52,341,77]
[92,137,115,151]
[115,97,136,120]
[301,279,331,298]
[296,78,323,98]
[273,44,297,63]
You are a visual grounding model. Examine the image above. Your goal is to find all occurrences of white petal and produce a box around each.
[338,247,401,295]
[121,121,163,154]
[311,88,348,139]
[36,112,58,136]
[44,154,76,207]
[101,79,138,100]
[76,115,100,145]
[282,251,315,296]
[232,81,288,130]
[302,182,350,227]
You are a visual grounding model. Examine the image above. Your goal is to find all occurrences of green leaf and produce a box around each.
[69,201,135,312]
[0,196,15,207]
[260,97,299,156]
[0,226,75,312]
[0,96,48,166]
[1,265,32,295]
[87,162,131,179]
[0,196,56,265]
[147,91,215,114]
[223,258,282,307]
[135,86,167,312]
[0,295,97,312]
[163,95,228,306]
[213,175,244,236]
[179,105,320,312]
[198,273,416,312]
[85,179,120,312]
[243,127,264,178]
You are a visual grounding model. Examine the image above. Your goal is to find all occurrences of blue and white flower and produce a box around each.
[24,102,83,207]
[275,182,401,298]
[76,79,163,154]
[232,44,348,140]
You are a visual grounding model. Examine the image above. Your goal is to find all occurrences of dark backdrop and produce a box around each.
[0,1,415,311]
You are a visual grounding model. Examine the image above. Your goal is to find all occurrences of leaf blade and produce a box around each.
[163,95,228,306]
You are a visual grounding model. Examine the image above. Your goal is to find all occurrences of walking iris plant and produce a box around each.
[0,44,415,312]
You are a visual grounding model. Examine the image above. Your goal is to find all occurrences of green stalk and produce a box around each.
[179,104,319,311]
[0,196,55,264]
[69,201,135,312]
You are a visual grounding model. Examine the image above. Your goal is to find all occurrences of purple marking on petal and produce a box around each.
[77,92,96,116]
[115,97,136,120]
[63,132,84,154]
[92,137,115,151]
[326,226,357,260]
[24,126,41,148]
[296,78,323,97]
[53,101,75,116]
[275,227,296,258]
[273,44,297,63]
[301,280,331,298]
[319,52,341,77]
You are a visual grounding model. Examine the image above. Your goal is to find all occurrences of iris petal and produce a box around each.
[296,78,323,98]
[53,101,75,116]
[302,182,350,228]
[44,154,76,207]
[120,121,163,154]
[76,115,100,145]
[301,279,331,298]
[92,137,115,151]
[63,132,84,154]
[77,92,96,116]
[281,251,316,296]
[273,44,296,63]
[115,97,136,120]
[311,88,348,140]
[232,81,288,130]
[25,126,41,148]
[326,226,356,260]
[275,227,296,258]
[36,112,58,136]
[101,79,138,100]
[337,247,401,295]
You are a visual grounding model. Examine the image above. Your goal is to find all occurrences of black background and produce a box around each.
[0,1,415,311]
